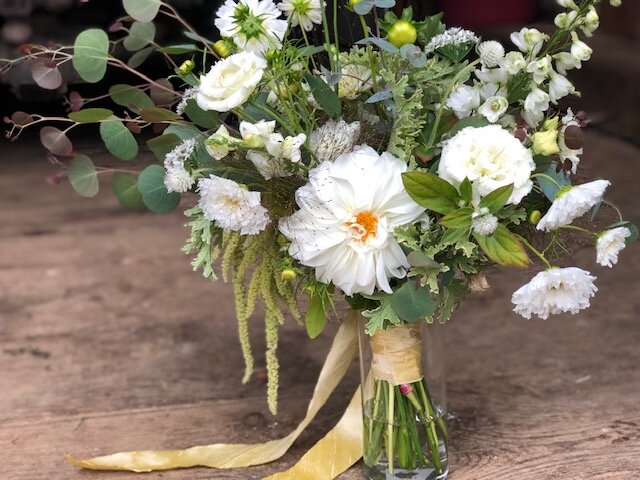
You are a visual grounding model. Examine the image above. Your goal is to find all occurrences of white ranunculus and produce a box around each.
[279,146,425,296]
[596,227,631,267]
[523,87,551,127]
[438,125,535,205]
[198,175,269,235]
[537,180,610,231]
[512,267,597,320]
[196,52,267,112]
[446,84,481,119]
[478,96,509,123]
[549,72,575,104]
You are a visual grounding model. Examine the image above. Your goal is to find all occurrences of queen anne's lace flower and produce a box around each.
[198,175,269,235]
[438,125,535,205]
[537,180,610,231]
[279,146,425,295]
[164,139,197,193]
[512,267,597,320]
[310,119,361,162]
[215,0,287,54]
[278,0,322,31]
[425,27,479,54]
[596,227,631,267]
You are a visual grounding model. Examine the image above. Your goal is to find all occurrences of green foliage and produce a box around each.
[473,224,530,267]
[123,0,161,22]
[109,84,154,110]
[111,172,145,209]
[390,281,436,323]
[184,100,219,129]
[99,118,139,161]
[158,44,199,54]
[183,207,220,281]
[68,108,114,123]
[439,207,473,229]
[68,154,99,197]
[304,282,333,339]
[72,29,109,83]
[448,116,489,137]
[304,73,342,118]
[137,164,181,213]
[140,107,182,123]
[402,171,461,214]
[123,21,155,51]
[362,292,402,335]
[479,184,514,213]
[147,133,181,161]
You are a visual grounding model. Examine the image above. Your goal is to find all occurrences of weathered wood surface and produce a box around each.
[1,130,639,480]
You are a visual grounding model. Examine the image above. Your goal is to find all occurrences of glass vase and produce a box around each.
[358,319,448,480]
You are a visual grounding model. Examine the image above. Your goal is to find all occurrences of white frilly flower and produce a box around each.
[478,40,505,68]
[446,84,481,119]
[278,0,322,31]
[478,96,509,123]
[537,180,610,231]
[164,139,197,193]
[512,267,597,320]
[215,0,287,54]
[198,175,269,235]
[438,125,535,205]
[197,51,266,112]
[596,227,631,267]
[310,119,361,162]
[279,146,425,296]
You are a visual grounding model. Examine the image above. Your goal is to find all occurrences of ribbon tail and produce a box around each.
[66,311,361,473]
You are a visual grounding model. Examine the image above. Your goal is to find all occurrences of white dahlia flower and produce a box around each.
[215,0,287,54]
[197,51,266,112]
[596,227,631,268]
[278,0,322,31]
[536,180,610,231]
[310,119,361,162]
[164,139,196,193]
[279,146,425,295]
[198,175,269,235]
[438,125,535,205]
[512,267,597,320]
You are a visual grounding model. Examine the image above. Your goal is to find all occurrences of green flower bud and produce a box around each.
[387,19,417,48]
[528,210,542,225]
[213,40,232,58]
[348,0,362,6]
[281,269,297,282]
[178,59,195,76]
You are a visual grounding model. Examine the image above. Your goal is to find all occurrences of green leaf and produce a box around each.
[123,0,161,22]
[111,172,145,209]
[68,108,114,123]
[163,123,201,140]
[40,126,73,156]
[606,221,639,244]
[68,154,99,197]
[147,133,181,161]
[99,118,139,161]
[159,43,199,54]
[123,21,155,51]
[459,177,472,203]
[138,164,181,213]
[537,164,570,202]
[304,73,342,118]
[127,46,154,69]
[473,224,530,267]
[109,84,154,110]
[72,29,109,83]
[439,207,473,229]
[449,116,490,137]
[140,107,183,123]
[441,227,469,245]
[391,281,436,323]
[304,293,326,339]
[362,293,402,335]
[184,99,219,129]
[479,184,514,213]
[402,171,460,214]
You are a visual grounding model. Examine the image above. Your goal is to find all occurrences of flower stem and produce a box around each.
[515,234,553,269]
[387,382,395,475]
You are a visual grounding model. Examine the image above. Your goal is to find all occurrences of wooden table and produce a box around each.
[1,131,639,479]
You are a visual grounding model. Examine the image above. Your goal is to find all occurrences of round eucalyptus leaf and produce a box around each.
[123,0,161,22]
[111,172,145,209]
[68,108,114,123]
[72,29,109,83]
[123,21,156,51]
[31,60,63,90]
[138,164,181,213]
[40,126,73,156]
[68,154,99,197]
[99,118,139,161]
[109,84,154,110]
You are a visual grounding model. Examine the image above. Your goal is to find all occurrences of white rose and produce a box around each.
[196,51,267,112]
[438,125,535,205]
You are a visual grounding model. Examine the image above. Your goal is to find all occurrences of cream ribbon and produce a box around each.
[67,311,363,479]
[370,323,423,385]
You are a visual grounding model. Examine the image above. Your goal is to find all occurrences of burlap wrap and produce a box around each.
[370,323,424,385]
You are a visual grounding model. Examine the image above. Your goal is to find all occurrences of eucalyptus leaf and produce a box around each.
[138,164,181,213]
[68,154,99,197]
[141,107,183,123]
[109,84,154,110]
[31,61,62,90]
[40,126,73,156]
[68,108,114,123]
[127,46,154,68]
[147,133,181,161]
[158,43,199,54]
[111,172,145,209]
[123,0,161,22]
[184,100,219,129]
[123,21,155,51]
[72,29,109,83]
[356,37,399,53]
[365,90,394,104]
[449,116,490,137]
[538,164,570,202]
[353,0,374,15]
[391,281,435,323]
[99,118,139,161]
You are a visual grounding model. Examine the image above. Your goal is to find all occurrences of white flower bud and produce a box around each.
[570,33,592,61]
[581,7,599,37]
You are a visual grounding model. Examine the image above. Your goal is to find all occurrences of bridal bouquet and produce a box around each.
[3,0,635,478]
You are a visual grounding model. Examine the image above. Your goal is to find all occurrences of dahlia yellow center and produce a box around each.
[348,211,379,242]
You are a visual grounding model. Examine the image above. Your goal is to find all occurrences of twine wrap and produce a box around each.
[370,323,424,385]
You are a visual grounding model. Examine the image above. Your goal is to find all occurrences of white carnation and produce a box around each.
[198,175,269,235]
[279,146,425,296]
[512,267,597,320]
[537,180,610,231]
[446,84,481,119]
[310,119,361,162]
[438,125,535,205]
[197,51,266,112]
[596,227,631,268]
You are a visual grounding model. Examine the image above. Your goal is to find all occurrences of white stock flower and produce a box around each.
[570,34,592,62]
[502,51,527,74]
[478,41,505,68]
[537,180,610,231]
[240,120,276,147]
[438,125,535,205]
[549,72,575,103]
[206,125,239,160]
[198,175,269,235]
[581,7,599,37]
[478,96,509,123]
[279,146,425,295]
[338,64,373,99]
[197,52,266,112]
[554,10,578,29]
[310,119,361,162]
[510,28,547,56]
[512,267,597,320]
[527,56,553,84]
[278,0,322,31]
[164,139,196,193]
[596,227,631,267]
[446,84,481,118]
[554,51,581,75]
[523,88,551,127]
[215,0,287,53]
[471,211,498,236]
